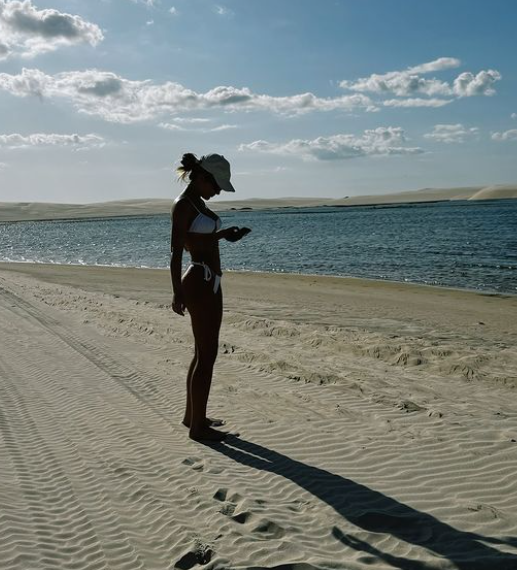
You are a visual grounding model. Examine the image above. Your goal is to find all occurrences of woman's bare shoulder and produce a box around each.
[171,195,194,217]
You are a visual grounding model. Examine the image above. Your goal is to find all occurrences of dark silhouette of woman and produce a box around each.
[170,153,250,442]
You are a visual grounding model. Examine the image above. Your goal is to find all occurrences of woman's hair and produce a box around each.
[176,153,201,182]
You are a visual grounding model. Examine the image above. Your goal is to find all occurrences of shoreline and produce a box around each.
[1,262,516,341]
[1,260,515,298]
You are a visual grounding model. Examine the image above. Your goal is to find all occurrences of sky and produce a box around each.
[0,0,516,203]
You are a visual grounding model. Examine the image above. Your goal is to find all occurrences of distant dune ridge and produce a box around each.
[0,184,516,222]
[467,184,517,200]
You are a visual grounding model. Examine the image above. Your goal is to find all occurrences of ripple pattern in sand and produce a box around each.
[1,274,517,569]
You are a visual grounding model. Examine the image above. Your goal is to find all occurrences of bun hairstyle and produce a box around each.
[176,153,201,182]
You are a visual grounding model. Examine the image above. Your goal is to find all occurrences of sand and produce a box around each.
[1,262,517,569]
[1,184,516,222]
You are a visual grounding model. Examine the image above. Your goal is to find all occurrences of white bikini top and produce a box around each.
[172,195,222,234]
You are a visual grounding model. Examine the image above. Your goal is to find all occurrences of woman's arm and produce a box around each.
[170,201,190,315]
[185,228,230,248]
[185,227,250,248]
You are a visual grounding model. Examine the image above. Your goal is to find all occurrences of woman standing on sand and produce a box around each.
[170,153,250,442]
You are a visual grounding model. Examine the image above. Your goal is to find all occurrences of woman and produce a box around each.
[170,153,250,442]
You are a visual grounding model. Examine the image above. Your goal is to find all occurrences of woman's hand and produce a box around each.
[172,292,186,316]
[224,226,252,242]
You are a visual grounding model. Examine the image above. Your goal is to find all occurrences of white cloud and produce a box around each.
[383,98,452,108]
[341,74,451,97]
[214,5,233,16]
[406,57,461,74]
[159,121,237,133]
[340,57,502,104]
[239,127,424,161]
[169,7,178,15]
[210,124,237,132]
[452,70,501,97]
[130,0,157,7]
[0,133,105,149]
[146,20,154,26]
[171,117,211,124]
[424,124,479,144]
[511,113,516,120]
[340,58,456,97]
[0,68,377,123]
[235,166,290,176]
[491,129,517,142]
[0,0,103,60]
[158,122,184,131]
[0,161,7,171]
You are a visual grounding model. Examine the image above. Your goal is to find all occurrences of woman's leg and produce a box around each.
[181,344,198,426]
[182,347,225,428]
[189,288,224,440]
[183,272,224,440]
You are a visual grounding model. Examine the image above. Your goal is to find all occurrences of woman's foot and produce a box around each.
[189,426,228,442]
[182,417,225,428]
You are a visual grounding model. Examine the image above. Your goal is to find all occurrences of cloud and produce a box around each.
[130,0,157,7]
[452,70,501,97]
[235,166,290,176]
[339,57,501,106]
[239,127,424,161]
[424,124,479,144]
[491,129,517,142]
[0,161,7,171]
[159,121,237,133]
[214,5,233,16]
[171,117,211,124]
[210,124,237,131]
[406,57,461,74]
[511,113,516,120]
[0,0,103,60]
[169,7,178,15]
[341,75,450,98]
[158,122,184,131]
[0,132,105,149]
[0,68,377,123]
[383,98,453,108]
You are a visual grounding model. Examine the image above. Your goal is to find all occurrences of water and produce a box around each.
[1,200,516,294]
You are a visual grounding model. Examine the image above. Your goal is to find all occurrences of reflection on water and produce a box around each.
[1,199,516,294]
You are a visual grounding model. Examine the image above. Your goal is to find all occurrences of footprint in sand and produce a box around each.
[213,487,243,517]
[173,542,213,569]
[213,488,286,538]
[181,456,205,471]
[398,400,427,413]
[250,519,286,539]
[214,488,251,523]
[213,488,243,503]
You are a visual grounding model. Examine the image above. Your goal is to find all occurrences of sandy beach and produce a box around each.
[1,262,517,569]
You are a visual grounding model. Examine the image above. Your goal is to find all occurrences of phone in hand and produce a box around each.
[227,226,252,242]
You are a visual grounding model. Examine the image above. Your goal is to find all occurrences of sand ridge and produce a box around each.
[0,265,517,568]
[1,184,516,222]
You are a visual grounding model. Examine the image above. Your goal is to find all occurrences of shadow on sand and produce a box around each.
[206,435,517,570]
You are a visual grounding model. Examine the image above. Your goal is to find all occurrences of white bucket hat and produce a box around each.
[199,154,236,193]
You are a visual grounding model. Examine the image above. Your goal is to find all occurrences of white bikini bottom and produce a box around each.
[188,261,221,294]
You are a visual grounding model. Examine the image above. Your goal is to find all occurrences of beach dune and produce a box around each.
[0,262,516,568]
[1,184,516,222]
[468,184,517,200]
